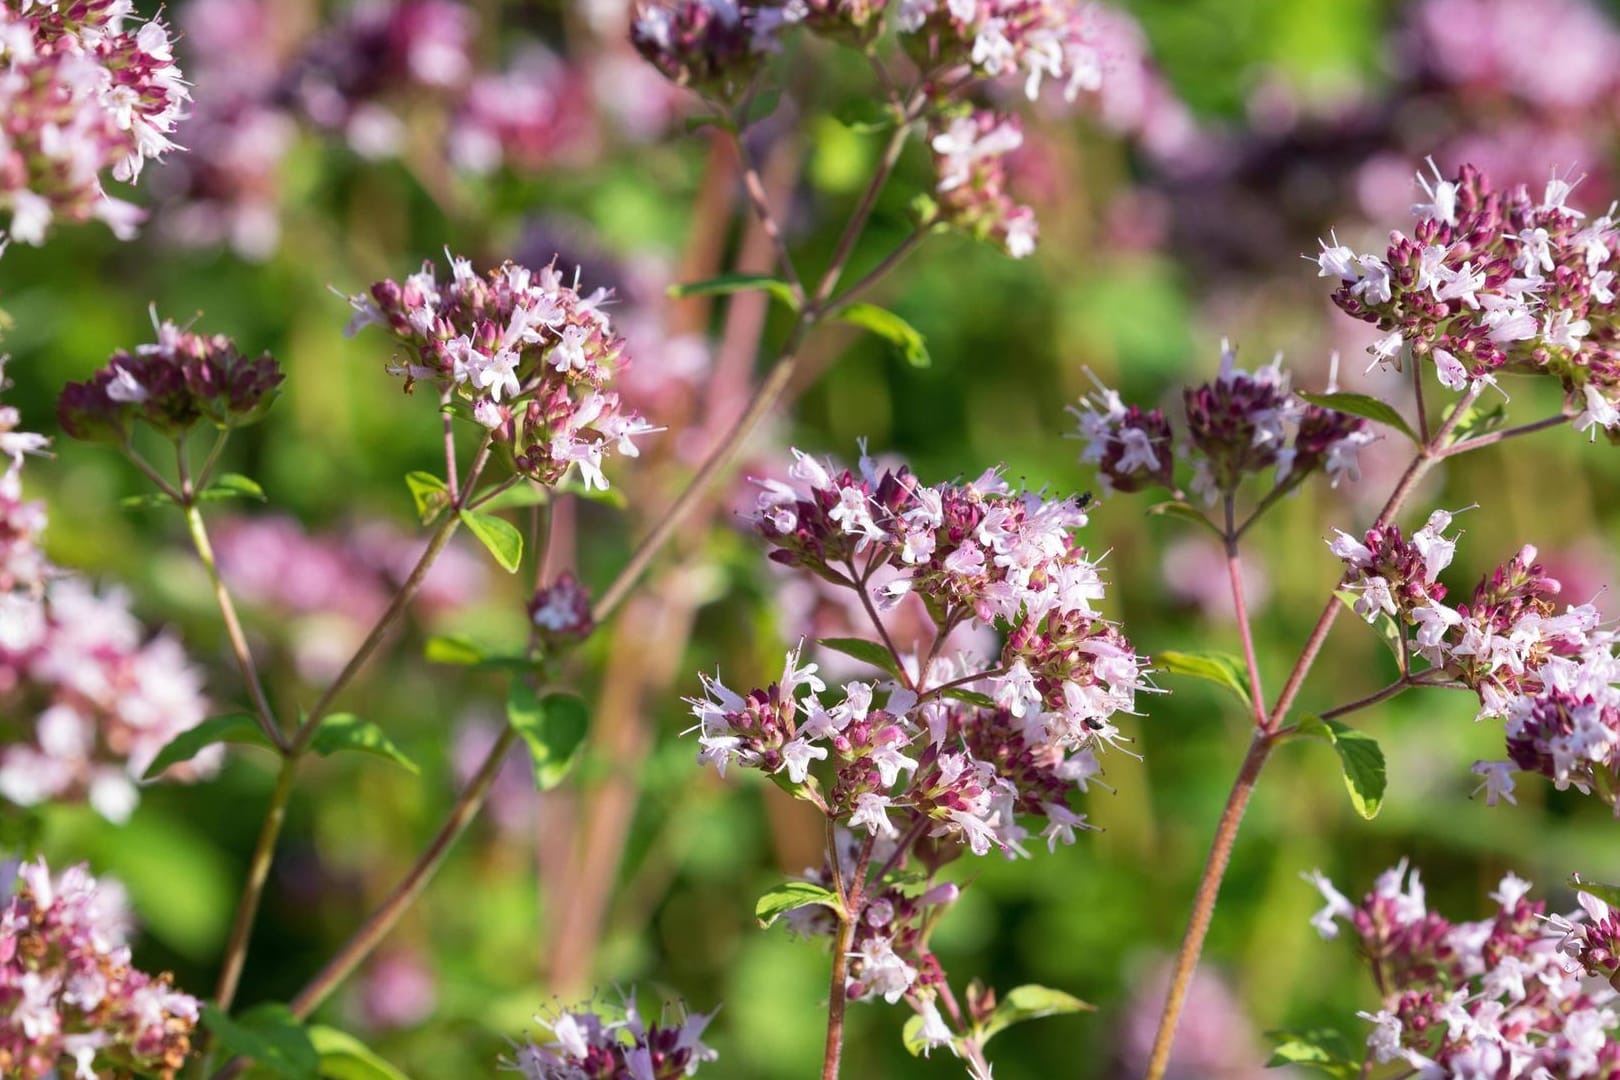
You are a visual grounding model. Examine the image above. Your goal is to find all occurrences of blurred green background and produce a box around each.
[7,0,1620,1075]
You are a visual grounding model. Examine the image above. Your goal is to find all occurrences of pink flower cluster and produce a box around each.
[0,363,211,824]
[448,48,596,175]
[1329,521,1620,808]
[630,0,789,103]
[344,252,659,491]
[284,0,473,159]
[0,0,188,245]
[1306,862,1620,1077]
[1071,344,1374,501]
[57,315,283,445]
[508,993,717,1079]
[929,110,1038,259]
[1,857,200,1079]
[751,447,1148,750]
[1319,162,1620,437]
[896,0,1105,102]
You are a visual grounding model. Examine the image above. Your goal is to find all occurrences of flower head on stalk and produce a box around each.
[57,313,283,445]
[506,991,717,1079]
[0,0,189,245]
[927,109,1039,259]
[343,252,659,492]
[1306,863,1620,1077]
[0,856,200,1079]
[1328,518,1620,809]
[3,363,213,823]
[1070,344,1373,504]
[897,0,1107,103]
[630,0,791,103]
[1319,160,1620,440]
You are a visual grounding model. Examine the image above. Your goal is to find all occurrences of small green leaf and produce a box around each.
[459,509,523,572]
[818,637,903,679]
[1571,874,1620,909]
[766,767,826,808]
[476,483,550,512]
[423,634,485,665]
[1146,500,1222,538]
[742,89,782,127]
[202,1003,319,1080]
[405,471,451,525]
[1332,590,1403,660]
[1263,1028,1359,1076]
[143,715,276,780]
[666,272,800,312]
[1443,399,1508,447]
[199,472,267,502]
[941,687,997,709]
[755,880,844,928]
[121,491,176,510]
[1156,650,1252,709]
[835,302,931,368]
[507,684,590,791]
[835,98,898,132]
[1296,715,1387,819]
[978,984,1093,1045]
[310,714,419,775]
[899,1012,952,1057]
[309,1025,414,1080]
[1297,392,1418,444]
[553,475,630,508]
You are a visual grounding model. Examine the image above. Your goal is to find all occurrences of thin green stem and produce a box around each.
[214,754,300,1011]
[184,506,284,751]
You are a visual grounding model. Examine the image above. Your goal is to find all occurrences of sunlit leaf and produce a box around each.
[404,471,450,525]
[818,637,903,679]
[1263,1028,1359,1076]
[1297,391,1418,444]
[199,472,267,502]
[310,714,419,774]
[143,714,276,780]
[978,984,1094,1045]
[506,684,590,790]
[835,302,931,368]
[202,1003,319,1080]
[666,273,799,312]
[460,509,523,573]
[308,1025,415,1080]
[1296,715,1387,819]
[1156,651,1252,710]
[755,881,843,928]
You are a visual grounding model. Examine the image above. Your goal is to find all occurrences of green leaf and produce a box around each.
[1333,589,1403,661]
[1156,651,1252,709]
[1296,715,1387,819]
[742,89,782,127]
[755,880,844,928]
[506,684,590,791]
[202,1003,319,1080]
[1145,500,1222,537]
[684,114,737,135]
[666,272,800,312]
[405,471,451,525]
[766,767,826,808]
[1571,874,1620,909]
[143,714,276,780]
[900,1013,950,1057]
[835,302,931,368]
[309,714,419,775]
[1443,399,1508,447]
[475,483,550,512]
[818,637,904,680]
[199,472,267,502]
[978,984,1094,1045]
[459,509,523,572]
[941,687,997,709]
[1263,1028,1359,1076]
[309,1025,414,1080]
[121,491,176,510]
[835,98,898,133]
[423,634,485,665]
[1297,391,1418,444]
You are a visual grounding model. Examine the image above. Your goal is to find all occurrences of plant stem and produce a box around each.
[823,228,928,316]
[1144,385,1484,1078]
[735,132,807,304]
[284,725,518,1020]
[1318,677,1413,722]
[1223,496,1267,730]
[1142,731,1274,1080]
[184,506,284,751]
[1436,412,1568,457]
[849,556,915,691]
[812,104,919,308]
[822,838,874,1080]
[214,753,299,1011]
